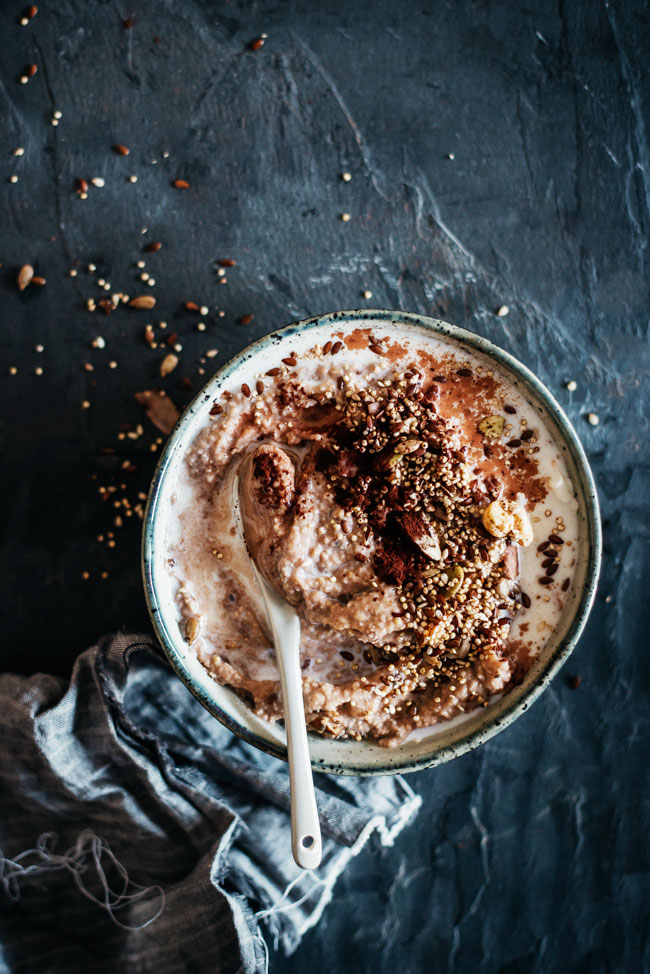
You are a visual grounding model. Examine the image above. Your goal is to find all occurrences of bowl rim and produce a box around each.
[142,309,601,776]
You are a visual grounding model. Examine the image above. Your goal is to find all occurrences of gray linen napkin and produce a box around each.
[0,633,420,973]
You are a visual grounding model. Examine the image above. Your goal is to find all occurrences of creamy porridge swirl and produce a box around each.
[166,328,579,747]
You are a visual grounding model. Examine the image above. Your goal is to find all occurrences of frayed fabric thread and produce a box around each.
[0,831,165,931]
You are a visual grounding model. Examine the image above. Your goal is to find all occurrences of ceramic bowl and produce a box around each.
[142,310,601,776]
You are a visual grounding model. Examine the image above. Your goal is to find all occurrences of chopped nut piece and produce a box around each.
[129,295,156,309]
[160,353,178,377]
[481,500,512,539]
[482,500,533,546]
[134,390,180,434]
[399,512,441,561]
[17,264,34,291]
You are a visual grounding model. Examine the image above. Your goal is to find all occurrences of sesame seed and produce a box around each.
[496,305,509,317]
[341,212,351,222]
[566,380,577,391]
[587,412,599,426]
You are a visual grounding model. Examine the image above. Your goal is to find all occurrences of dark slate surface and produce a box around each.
[1,1,649,971]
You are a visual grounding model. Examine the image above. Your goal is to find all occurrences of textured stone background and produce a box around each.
[1,0,649,971]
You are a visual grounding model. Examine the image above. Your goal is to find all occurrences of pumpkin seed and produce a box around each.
[478,415,505,439]
[439,564,464,599]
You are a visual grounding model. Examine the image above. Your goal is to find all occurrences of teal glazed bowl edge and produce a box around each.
[142,310,602,776]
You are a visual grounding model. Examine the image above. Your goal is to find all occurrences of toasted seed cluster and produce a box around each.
[309,364,522,718]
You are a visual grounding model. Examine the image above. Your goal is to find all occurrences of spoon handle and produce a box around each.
[262,581,322,870]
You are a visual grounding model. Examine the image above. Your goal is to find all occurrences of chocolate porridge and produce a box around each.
[166,327,579,747]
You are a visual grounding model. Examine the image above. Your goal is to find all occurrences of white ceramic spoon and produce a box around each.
[233,475,322,870]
